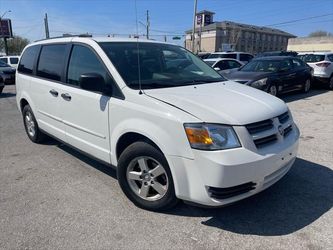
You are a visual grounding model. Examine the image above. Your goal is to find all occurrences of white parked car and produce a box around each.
[16,37,299,211]
[208,52,254,63]
[298,52,333,89]
[203,58,244,73]
[0,56,20,69]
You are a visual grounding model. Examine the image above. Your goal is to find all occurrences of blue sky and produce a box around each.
[1,0,333,45]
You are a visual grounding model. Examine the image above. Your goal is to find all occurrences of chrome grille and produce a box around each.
[246,111,293,149]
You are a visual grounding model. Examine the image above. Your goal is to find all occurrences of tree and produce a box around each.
[0,35,30,55]
[308,30,332,37]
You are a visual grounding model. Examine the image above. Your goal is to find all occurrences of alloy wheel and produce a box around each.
[126,157,169,201]
[25,111,36,137]
[269,85,277,96]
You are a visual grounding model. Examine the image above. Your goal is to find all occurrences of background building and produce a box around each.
[287,36,333,52]
[185,10,296,54]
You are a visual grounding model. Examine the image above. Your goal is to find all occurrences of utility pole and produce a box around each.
[146,10,150,39]
[44,13,50,39]
[191,0,198,53]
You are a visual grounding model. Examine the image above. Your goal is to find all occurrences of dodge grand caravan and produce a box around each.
[16,37,299,211]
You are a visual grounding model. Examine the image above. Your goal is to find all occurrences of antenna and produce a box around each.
[134,0,143,94]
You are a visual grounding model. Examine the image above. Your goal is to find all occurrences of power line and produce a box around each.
[267,13,333,27]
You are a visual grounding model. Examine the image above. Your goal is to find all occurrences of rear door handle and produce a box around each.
[61,93,71,101]
[49,89,58,97]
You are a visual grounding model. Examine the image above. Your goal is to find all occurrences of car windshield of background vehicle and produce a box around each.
[240,60,281,72]
[205,61,216,66]
[302,54,325,63]
[0,61,9,67]
[99,42,225,89]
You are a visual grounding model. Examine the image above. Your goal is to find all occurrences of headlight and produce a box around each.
[249,78,268,88]
[184,123,241,150]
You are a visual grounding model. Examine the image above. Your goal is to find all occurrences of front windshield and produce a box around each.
[0,61,9,67]
[99,42,225,89]
[240,60,280,72]
[205,61,216,66]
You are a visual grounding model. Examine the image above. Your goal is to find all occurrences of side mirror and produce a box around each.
[79,73,112,95]
[214,67,221,71]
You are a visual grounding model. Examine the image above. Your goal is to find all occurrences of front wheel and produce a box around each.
[117,141,178,211]
[268,84,278,96]
[328,76,333,90]
[302,79,311,93]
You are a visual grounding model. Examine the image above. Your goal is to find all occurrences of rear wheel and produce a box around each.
[22,105,46,143]
[268,84,278,96]
[117,141,178,211]
[302,79,311,93]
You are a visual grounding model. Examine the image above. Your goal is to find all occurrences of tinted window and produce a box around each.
[18,46,39,74]
[10,57,19,64]
[0,58,8,63]
[292,58,305,68]
[0,61,9,67]
[327,54,333,62]
[37,45,66,81]
[240,54,253,61]
[227,60,242,69]
[280,60,293,71]
[208,53,236,59]
[303,54,325,63]
[67,45,113,87]
[215,60,229,70]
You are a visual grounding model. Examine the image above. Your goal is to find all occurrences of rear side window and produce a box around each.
[18,46,39,74]
[303,54,325,63]
[10,57,19,64]
[0,58,8,63]
[37,44,66,81]
[327,54,333,62]
[240,54,253,62]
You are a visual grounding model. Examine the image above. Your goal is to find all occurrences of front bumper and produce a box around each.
[168,125,299,207]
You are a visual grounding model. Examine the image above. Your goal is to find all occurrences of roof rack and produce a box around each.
[34,34,92,42]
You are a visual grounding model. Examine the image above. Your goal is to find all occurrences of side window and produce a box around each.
[10,57,19,64]
[280,60,293,71]
[216,61,228,70]
[227,60,241,69]
[240,54,252,61]
[67,45,115,88]
[327,54,333,62]
[18,46,39,75]
[0,58,7,63]
[292,58,303,69]
[37,45,66,81]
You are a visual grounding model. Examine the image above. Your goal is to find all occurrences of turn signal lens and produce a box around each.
[185,127,213,145]
[184,123,241,150]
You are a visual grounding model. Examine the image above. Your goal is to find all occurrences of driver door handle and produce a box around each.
[61,93,71,101]
[49,89,58,97]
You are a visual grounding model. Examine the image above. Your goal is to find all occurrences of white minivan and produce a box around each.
[16,37,299,211]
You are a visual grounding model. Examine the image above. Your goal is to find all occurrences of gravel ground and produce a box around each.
[0,85,332,249]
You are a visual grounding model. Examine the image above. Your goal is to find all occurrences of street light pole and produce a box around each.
[191,0,198,53]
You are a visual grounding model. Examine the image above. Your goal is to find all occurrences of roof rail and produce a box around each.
[34,34,92,42]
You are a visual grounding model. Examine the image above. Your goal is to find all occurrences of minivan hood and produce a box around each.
[145,81,287,125]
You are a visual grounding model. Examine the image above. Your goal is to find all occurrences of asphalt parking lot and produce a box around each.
[0,85,332,249]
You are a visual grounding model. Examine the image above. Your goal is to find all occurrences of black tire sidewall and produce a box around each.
[22,105,44,143]
[117,141,178,211]
[303,78,311,93]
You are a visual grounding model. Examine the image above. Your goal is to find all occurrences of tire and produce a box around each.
[328,76,333,90]
[268,84,278,96]
[117,141,178,211]
[22,105,46,143]
[302,78,311,93]
[0,86,3,94]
